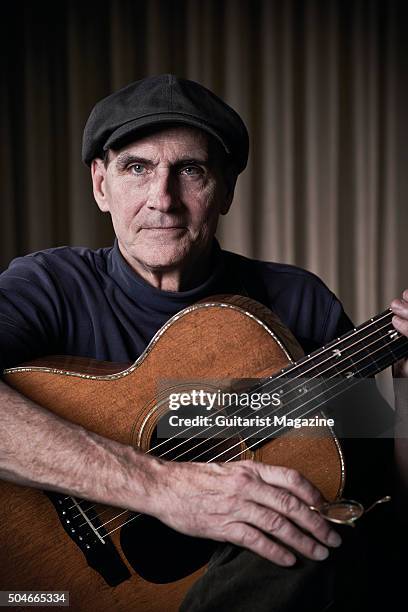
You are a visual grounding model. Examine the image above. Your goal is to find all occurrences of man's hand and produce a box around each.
[391,289,408,378]
[151,459,342,567]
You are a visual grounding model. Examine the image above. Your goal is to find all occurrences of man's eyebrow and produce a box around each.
[115,153,154,169]
[173,156,209,166]
[114,153,210,170]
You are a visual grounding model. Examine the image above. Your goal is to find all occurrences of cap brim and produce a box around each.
[103,113,231,156]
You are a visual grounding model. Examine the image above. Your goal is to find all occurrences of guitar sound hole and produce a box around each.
[120,409,245,584]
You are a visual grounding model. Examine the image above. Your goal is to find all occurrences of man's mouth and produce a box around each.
[143,226,185,230]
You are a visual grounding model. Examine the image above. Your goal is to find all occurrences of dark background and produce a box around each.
[1,0,408,331]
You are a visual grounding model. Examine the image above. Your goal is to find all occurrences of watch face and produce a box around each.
[318,500,364,525]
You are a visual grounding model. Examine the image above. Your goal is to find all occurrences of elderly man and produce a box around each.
[0,75,407,611]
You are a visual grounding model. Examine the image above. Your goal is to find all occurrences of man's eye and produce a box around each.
[181,166,201,176]
[129,164,145,175]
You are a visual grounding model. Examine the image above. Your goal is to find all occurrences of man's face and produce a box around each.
[92,126,234,279]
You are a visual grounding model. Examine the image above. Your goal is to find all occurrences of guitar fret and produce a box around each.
[283,310,402,382]
[259,310,408,433]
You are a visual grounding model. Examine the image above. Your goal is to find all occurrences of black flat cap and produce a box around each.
[82,74,249,174]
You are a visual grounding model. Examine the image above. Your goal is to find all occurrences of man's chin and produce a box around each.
[130,247,190,271]
[139,256,187,271]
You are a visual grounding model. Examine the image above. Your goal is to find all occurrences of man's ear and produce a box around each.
[220,170,238,215]
[91,158,110,212]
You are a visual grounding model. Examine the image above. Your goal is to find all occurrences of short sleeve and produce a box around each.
[321,295,354,343]
[0,253,64,373]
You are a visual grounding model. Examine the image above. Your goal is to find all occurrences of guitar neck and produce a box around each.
[289,308,408,381]
[258,309,408,427]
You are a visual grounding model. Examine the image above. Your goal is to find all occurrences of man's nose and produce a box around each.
[147,171,179,211]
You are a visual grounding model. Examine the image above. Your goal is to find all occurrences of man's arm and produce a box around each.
[0,378,342,567]
[0,378,163,511]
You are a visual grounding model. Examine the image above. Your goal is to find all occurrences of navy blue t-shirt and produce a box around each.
[0,239,352,372]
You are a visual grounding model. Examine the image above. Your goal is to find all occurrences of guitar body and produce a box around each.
[0,295,345,611]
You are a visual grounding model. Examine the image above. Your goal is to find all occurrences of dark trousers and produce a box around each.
[180,510,400,612]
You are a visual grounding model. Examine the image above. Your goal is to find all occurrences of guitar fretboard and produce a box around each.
[247,309,408,436]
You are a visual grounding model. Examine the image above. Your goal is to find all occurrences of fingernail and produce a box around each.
[328,531,342,547]
[314,545,329,560]
[282,553,296,566]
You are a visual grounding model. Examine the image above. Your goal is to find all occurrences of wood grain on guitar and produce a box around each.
[1,295,406,611]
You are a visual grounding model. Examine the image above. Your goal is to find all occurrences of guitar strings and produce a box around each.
[133,325,404,486]
[228,333,408,461]
[65,311,389,509]
[173,314,402,463]
[100,327,405,537]
[104,336,404,539]
[62,310,397,519]
[62,309,404,525]
[127,310,395,471]
[125,308,396,470]
[214,339,406,463]
[147,309,394,456]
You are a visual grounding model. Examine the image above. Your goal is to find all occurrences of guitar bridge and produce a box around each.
[45,491,131,587]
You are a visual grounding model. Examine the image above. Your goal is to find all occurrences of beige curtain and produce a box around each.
[1,0,407,401]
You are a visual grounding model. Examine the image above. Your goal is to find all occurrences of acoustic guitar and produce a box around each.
[0,295,406,611]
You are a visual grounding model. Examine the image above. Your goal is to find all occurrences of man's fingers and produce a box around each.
[241,502,331,561]
[390,293,408,334]
[392,315,408,337]
[162,461,342,564]
[252,463,325,507]
[227,523,296,566]
[250,484,341,549]
[391,290,408,309]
